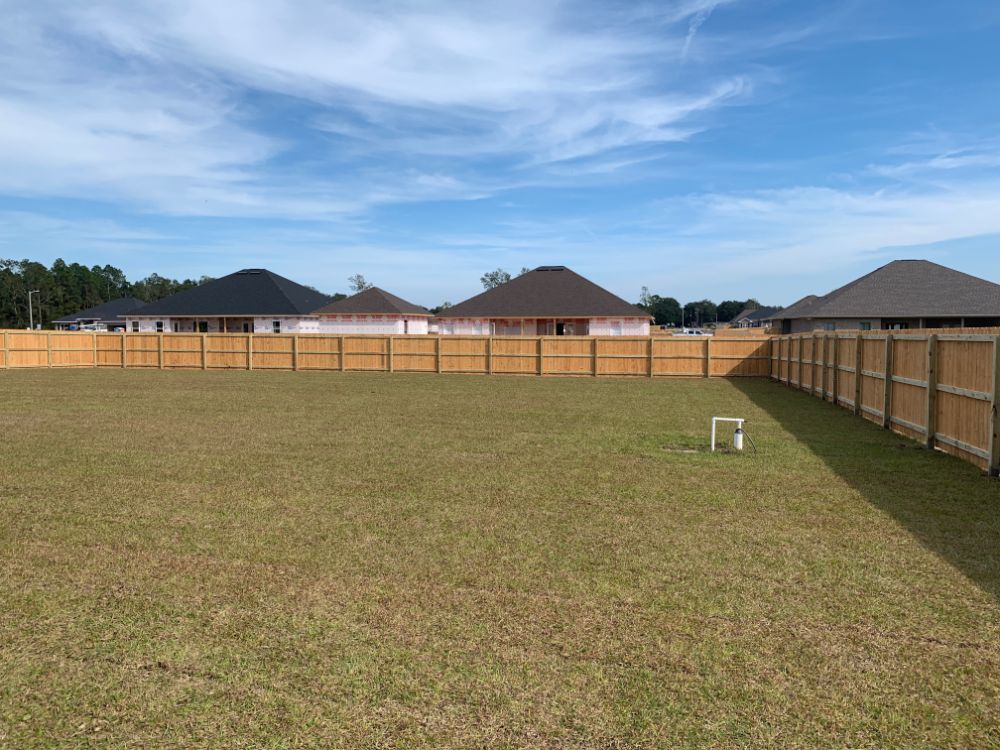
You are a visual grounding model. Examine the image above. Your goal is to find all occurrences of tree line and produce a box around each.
[639,288,765,328]
[0,258,210,329]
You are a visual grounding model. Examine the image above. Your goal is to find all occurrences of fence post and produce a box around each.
[388,336,394,373]
[812,334,826,398]
[925,334,938,450]
[487,336,493,375]
[247,334,253,371]
[821,336,828,400]
[785,338,791,386]
[341,335,347,372]
[882,334,894,429]
[785,336,792,386]
[854,334,863,416]
[92,332,97,368]
[121,333,127,369]
[293,335,299,371]
[593,338,599,377]
[809,333,823,396]
[704,338,711,378]
[796,337,804,390]
[788,334,806,391]
[435,337,441,374]
[648,337,655,378]
[201,334,207,370]
[831,336,839,404]
[2,330,8,369]
[159,334,165,370]
[47,332,52,367]
[538,337,544,376]
[989,336,1000,476]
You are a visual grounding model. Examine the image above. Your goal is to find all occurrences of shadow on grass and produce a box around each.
[732,378,1000,600]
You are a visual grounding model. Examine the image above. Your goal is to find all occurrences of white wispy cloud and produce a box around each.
[0,0,756,216]
[682,1,721,60]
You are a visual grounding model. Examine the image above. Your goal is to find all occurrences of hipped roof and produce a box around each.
[129,269,332,317]
[313,287,430,316]
[437,266,648,319]
[770,261,1000,320]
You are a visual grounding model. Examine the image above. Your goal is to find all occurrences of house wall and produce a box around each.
[492,319,539,335]
[126,317,177,333]
[253,317,320,334]
[787,318,882,333]
[785,314,1000,334]
[588,317,650,336]
[438,317,649,336]
[316,315,429,334]
[55,319,118,331]
[125,316,320,333]
[438,318,491,335]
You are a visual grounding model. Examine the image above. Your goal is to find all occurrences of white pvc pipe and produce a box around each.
[711,417,745,452]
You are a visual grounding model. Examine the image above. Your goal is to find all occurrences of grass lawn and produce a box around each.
[1,369,998,749]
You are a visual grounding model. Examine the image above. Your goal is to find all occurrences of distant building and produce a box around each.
[53,297,145,331]
[769,260,1000,333]
[732,304,780,329]
[435,266,650,336]
[124,269,332,333]
[312,287,431,334]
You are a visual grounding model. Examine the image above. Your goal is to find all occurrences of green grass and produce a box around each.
[1,369,998,749]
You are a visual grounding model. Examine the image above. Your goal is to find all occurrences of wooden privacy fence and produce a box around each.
[771,332,1000,474]
[5,329,1000,474]
[0,330,772,378]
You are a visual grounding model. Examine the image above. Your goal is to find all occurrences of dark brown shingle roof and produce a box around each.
[772,261,1000,320]
[437,266,648,319]
[130,269,332,317]
[313,287,430,316]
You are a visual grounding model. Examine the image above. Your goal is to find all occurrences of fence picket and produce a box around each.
[990,336,1000,476]
[925,334,937,449]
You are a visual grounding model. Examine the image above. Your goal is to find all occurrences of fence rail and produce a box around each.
[771,332,1000,474]
[0,330,773,379]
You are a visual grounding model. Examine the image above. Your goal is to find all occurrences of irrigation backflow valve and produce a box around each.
[711,417,757,453]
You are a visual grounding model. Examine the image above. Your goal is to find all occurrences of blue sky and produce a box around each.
[1,0,999,307]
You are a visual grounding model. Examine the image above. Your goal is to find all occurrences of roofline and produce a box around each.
[433,313,652,320]
[126,313,324,318]
[52,318,127,324]
[776,312,1000,320]
[317,312,431,317]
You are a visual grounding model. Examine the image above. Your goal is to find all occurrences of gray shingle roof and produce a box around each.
[312,287,430,316]
[735,305,780,323]
[772,261,1000,320]
[129,269,332,317]
[437,266,648,319]
[53,297,146,324]
[769,295,820,321]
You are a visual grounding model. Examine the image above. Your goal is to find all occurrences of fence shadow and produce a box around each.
[732,379,1000,600]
